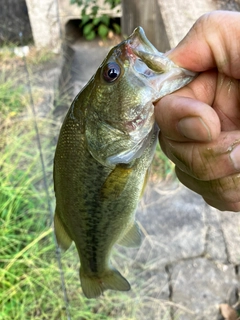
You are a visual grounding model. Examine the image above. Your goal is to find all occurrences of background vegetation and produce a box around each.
[70,0,121,40]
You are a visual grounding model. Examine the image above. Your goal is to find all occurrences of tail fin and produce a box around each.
[80,267,130,299]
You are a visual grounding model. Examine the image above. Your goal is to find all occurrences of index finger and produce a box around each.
[167,11,240,78]
[155,70,221,142]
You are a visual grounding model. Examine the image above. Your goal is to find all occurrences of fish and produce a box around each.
[53,26,196,299]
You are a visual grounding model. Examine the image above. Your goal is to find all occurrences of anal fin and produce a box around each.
[54,211,72,251]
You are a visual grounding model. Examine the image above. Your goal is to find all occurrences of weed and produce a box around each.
[151,143,175,182]
[0,76,27,119]
[71,0,121,40]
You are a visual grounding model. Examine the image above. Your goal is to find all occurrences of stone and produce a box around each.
[158,0,216,48]
[113,243,171,320]
[25,0,61,49]
[136,182,207,265]
[204,206,228,263]
[158,0,240,49]
[170,258,239,320]
[0,0,32,44]
[130,268,171,320]
[220,211,240,265]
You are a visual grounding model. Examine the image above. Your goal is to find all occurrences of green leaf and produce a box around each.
[83,23,94,36]
[81,7,86,16]
[104,0,121,9]
[112,22,121,34]
[100,14,110,26]
[85,30,96,40]
[93,17,101,26]
[98,24,109,39]
[80,14,90,27]
[70,0,83,5]
[91,5,99,17]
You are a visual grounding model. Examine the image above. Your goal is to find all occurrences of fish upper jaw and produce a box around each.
[130,51,197,102]
[126,27,197,100]
[127,26,159,55]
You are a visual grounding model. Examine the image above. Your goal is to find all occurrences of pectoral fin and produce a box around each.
[140,168,150,198]
[118,221,142,248]
[54,211,72,251]
[101,165,133,199]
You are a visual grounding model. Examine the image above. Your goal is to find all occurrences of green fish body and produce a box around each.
[54,27,196,299]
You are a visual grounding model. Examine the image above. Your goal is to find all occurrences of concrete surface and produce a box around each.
[26,0,61,49]
[57,36,240,320]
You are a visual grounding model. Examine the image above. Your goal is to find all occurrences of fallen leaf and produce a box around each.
[220,303,238,320]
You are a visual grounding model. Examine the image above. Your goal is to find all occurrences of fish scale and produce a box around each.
[53,26,197,299]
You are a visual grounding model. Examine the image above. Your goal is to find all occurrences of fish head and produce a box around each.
[84,27,196,166]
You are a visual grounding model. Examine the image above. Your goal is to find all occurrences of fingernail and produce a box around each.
[178,117,211,141]
[230,144,240,170]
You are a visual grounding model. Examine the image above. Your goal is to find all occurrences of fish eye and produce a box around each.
[102,62,121,83]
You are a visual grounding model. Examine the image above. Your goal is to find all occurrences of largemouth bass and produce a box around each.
[54,27,196,299]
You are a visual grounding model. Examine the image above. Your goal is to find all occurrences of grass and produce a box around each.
[0,78,26,118]
[0,117,176,318]
[0,44,55,66]
[0,46,182,320]
[151,143,175,182]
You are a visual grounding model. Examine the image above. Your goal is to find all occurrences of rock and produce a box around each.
[26,0,60,49]
[136,182,207,265]
[130,268,171,320]
[220,211,240,265]
[13,46,29,57]
[114,243,171,320]
[204,206,228,263]
[170,258,239,320]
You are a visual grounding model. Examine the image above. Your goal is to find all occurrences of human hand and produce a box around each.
[155,11,240,211]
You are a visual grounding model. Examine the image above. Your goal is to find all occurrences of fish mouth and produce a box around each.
[120,26,196,138]
[125,27,196,101]
[127,26,159,56]
[104,27,197,166]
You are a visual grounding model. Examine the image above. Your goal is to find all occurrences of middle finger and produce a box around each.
[159,131,240,181]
